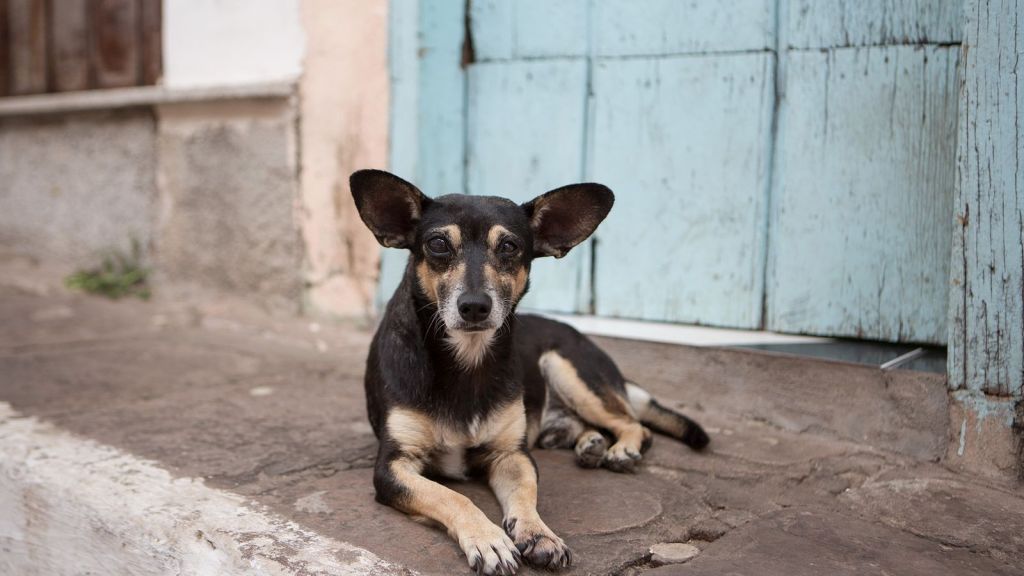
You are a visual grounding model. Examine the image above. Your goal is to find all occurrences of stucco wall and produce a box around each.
[163,0,305,88]
[298,0,388,319]
[0,111,157,266]
[0,1,388,319]
[155,99,302,311]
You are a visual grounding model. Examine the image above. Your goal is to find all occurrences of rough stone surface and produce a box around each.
[649,543,700,566]
[946,391,1020,480]
[0,257,1022,575]
[155,99,302,313]
[594,335,950,461]
[0,111,156,267]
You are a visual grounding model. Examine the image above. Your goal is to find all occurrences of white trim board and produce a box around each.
[530,312,834,348]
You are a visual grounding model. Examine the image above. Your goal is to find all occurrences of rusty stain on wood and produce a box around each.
[90,0,139,89]
[2,0,160,95]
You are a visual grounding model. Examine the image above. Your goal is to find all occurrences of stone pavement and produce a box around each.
[1,255,1022,575]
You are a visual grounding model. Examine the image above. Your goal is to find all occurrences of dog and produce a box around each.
[351,169,709,575]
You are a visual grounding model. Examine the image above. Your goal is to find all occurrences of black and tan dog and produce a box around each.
[351,169,708,575]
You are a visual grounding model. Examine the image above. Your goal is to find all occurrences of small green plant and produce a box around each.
[65,241,151,300]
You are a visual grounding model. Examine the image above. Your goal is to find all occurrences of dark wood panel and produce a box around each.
[89,0,138,88]
[49,0,89,91]
[8,0,48,94]
[0,0,9,96]
[138,0,160,85]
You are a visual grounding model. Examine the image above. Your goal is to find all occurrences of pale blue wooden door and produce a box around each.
[386,0,960,345]
[588,0,776,328]
[766,2,961,344]
[464,0,776,323]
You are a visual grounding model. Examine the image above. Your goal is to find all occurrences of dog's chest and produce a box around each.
[386,400,527,479]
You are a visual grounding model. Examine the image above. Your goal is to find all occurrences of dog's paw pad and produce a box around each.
[461,522,521,575]
[515,532,572,569]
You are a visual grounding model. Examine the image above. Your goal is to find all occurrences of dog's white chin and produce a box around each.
[445,328,497,370]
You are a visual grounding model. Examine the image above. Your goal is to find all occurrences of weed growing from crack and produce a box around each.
[65,240,150,300]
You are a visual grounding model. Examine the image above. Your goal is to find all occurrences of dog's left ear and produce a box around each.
[350,169,430,249]
[522,183,614,258]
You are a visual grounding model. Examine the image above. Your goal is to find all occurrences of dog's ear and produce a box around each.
[522,183,614,258]
[350,170,430,249]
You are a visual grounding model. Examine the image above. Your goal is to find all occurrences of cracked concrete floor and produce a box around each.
[1,257,1022,575]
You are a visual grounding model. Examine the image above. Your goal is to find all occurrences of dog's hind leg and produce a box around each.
[572,429,608,469]
[539,350,651,472]
[535,405,584,450]
[536,405,609,469]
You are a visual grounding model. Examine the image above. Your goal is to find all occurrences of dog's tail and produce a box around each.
[625,382,709,450]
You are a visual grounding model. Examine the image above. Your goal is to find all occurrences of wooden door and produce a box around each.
[386,0,961,344]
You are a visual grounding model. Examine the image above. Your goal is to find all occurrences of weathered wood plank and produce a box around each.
[139,0,162,85]
[949,0,1023,396]
[593,0,775,56]
[379,0,467,305]
[590,54,775,328]
[467,60,589,313]
[470,0,588,60]
[768,46,958,344]
[785,0,963,49]
[7,0,47,95]
[0,0,9,96]
[89,0,139,88]
[50,0,90,92]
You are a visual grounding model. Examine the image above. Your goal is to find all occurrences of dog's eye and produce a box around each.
[426,237,451,255]
[499,240,519,255]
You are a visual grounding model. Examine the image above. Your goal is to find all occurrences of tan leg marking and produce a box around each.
[390,457,520,574]
[489,452,571,569]
[539,351,647,471]
[384,402,530,572]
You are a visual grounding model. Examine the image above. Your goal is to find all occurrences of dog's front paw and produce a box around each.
[503,517,572,570]
[458,520,521,575]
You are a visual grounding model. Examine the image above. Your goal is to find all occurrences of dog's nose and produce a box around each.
[457,293,492,323]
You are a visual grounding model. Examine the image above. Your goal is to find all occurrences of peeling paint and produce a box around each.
[952,390,1017,429]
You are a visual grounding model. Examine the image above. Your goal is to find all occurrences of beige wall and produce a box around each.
[0,111,156,267]
[155,98,302,313]
[299,0,389,320]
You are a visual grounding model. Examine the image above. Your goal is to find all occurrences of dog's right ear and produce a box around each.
[350,170,430,249]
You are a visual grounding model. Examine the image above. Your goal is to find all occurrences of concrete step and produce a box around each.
[1,258,1021,575]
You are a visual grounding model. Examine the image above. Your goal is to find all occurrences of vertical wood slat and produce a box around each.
[0,0,9,96]
[378,0,468,304]
[49,0,89,92]
[949,0,1024,397]
[590,54,776,328]
[89,0,138,88]
[138,0,160,84]
[8,0,48,94]
[767,46,959,344]
[467,60,590,313]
